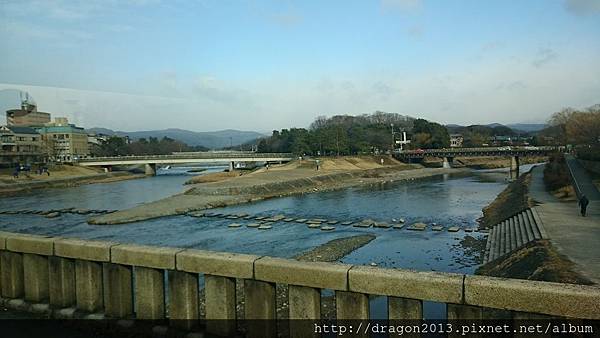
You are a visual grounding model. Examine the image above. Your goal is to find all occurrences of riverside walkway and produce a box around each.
[529,164,600,284]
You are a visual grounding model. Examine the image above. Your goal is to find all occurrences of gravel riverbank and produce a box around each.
[88,162,468,225]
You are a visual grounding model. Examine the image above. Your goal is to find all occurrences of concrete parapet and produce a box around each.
[289,285,321,338]
[168,270,199,329]
[244,279,276,338]
[103,263,133,318]
[111,244,181,269]
[55,238,115,262]
[22,253,49,302]
[48,256,76,308]
[254,257,350,290]
[447,304,483,320]
[0,231,8,249]
[75,259,104,312]
[336,291,369,320]
[464,275,600,319]
[134,266,165,319]
[205,274,237,336]
[5,234,53,256]
[0,251,24,298]
[176,249,258,279]
[388,297,423,319]
[349,266,463,304]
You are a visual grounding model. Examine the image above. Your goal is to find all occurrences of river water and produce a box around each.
[0,164,535,318]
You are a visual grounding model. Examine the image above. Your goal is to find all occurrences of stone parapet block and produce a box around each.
[176,249,258,279]
[4,233,53,256]
[464,275,600,319]
[349,266,463,304]
[255,257,351,290]
[111,244,182,269]
[54,238,115,262]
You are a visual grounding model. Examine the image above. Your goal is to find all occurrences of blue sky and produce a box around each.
[1,0,599,131]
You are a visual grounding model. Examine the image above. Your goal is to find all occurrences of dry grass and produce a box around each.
[480,172,532,229]
[477,240,594,285]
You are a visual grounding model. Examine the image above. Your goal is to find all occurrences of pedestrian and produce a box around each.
[265,163,269,171]
[316,159,320,171]
[578,194,589,217]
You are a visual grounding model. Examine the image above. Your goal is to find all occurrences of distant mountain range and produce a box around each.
[87,128,266,149]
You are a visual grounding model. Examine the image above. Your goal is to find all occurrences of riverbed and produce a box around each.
[0,163,536,318]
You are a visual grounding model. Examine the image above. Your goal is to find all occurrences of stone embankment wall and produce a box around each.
[0,231,599,337]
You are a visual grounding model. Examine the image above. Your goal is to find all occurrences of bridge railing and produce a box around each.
[397,146,561,155]
[76,152,294,162]
[0,231,598,336]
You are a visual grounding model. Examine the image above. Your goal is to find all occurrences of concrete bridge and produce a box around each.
[395,146,561,175]
[0,231,598,337]
[75,152,294,175]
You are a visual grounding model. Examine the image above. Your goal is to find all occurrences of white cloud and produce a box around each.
[532,48,558,68]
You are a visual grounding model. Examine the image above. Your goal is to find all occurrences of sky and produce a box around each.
[1,0,599,132]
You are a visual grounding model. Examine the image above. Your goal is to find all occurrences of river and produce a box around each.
[0,164,536,319]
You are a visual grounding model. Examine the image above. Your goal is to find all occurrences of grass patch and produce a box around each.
[480,172,532,229]
[476,240,594,285]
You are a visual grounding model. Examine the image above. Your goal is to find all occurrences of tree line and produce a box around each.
[254,111,450,155]
[91,136,208,157]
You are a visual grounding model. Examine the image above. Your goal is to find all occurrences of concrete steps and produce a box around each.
[483,207,549,264]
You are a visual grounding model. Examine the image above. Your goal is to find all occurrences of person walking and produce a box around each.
[579,194,589,217]
[315,159,320,171]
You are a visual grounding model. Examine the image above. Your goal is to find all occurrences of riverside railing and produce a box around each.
[76,152,294,162]
[0,231,599,337]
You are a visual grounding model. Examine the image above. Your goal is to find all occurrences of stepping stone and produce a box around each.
[321,226,335,231]
[393,224,405,229]
[341,221,354,226]
[432,226,444,231]
[255,216,266,220]
[313,218,327,222]
[354,222,371,228]
[206,213,218,217]
[295,219,308,223]
[45,212,60,218]
[226,216,239,219]
[283,218,295,222]
[247,223,261,228]
[243,216,254,220]
[327,220,339,225]
[306,220,322,225]
[188,211,205,218]
[228,223,242,228]
[76,209,91,215]
[272,215,286,221]
[374,222,391,228]
[464,228,475,232]
[236,213,249,217]
[261,222,274,226]
[258,225,272,230]
[448,226,460,232]
[307,224,321,229]
[407,222,427,231]
[213,213,224,217]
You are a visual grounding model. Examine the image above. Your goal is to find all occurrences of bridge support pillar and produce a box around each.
[442,157,453,169]
[510,156,520,179]
[144,163,156,176]
[229,161,234,172]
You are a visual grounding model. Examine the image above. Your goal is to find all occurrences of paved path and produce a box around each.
[529,164,600,284]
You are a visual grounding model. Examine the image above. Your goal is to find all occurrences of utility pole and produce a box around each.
[390,123,395,156]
